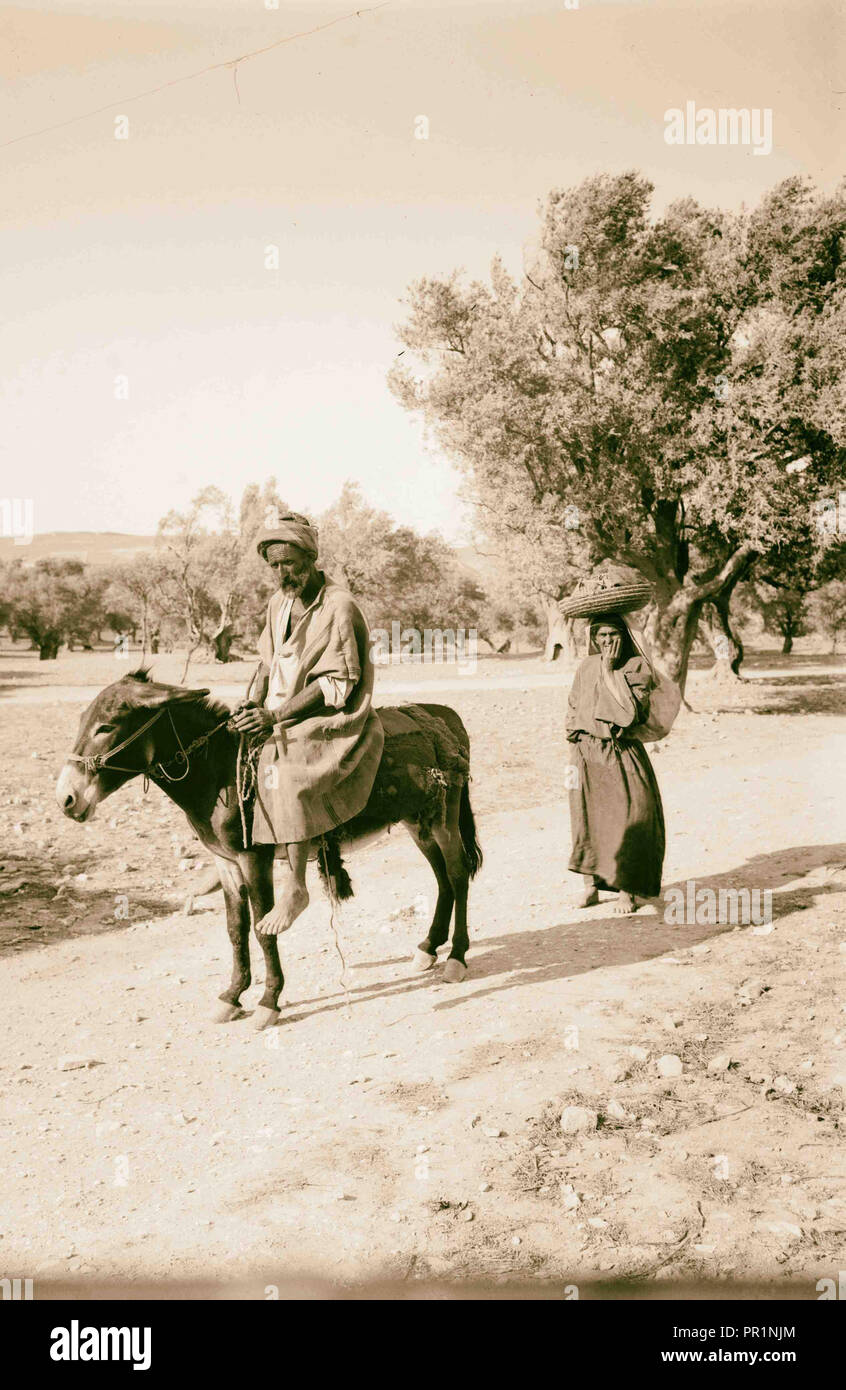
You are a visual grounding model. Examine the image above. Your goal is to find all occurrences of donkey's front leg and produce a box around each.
[240,847,284,1030]
[212,855,251,1022]
[433,785,471,983]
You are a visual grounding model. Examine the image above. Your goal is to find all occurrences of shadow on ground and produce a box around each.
[277,843,846,1024]
[706,674,846,717]
[0,845,179,959]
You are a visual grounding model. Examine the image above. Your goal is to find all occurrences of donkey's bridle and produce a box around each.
[68,706,231,783]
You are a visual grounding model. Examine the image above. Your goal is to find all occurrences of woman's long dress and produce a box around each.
[566,654,665,898]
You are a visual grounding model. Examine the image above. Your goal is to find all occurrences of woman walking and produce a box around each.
[566,612,666,915]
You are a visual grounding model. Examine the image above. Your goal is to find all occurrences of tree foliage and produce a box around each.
[318,482,478,633]
[809,581,846,653]
[155,483,291,672]
[103,554,181,655]
[2,558,106,659]
[389,173,846,688]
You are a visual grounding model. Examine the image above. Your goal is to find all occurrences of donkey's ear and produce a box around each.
[122,681,210,709]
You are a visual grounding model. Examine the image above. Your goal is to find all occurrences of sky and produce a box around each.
[0,0,839,545]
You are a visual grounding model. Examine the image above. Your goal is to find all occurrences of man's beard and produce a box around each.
[279,571,308,595]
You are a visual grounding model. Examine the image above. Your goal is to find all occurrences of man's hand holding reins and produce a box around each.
[229,682,328,737]
[229,702,275,735]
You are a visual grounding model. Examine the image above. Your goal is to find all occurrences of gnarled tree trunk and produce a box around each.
[541,598,580,664]
[212,624,236,663]
[38,633,62,660]
[646,544,757,694]
[700,590,745,682]
[645,594,703,690]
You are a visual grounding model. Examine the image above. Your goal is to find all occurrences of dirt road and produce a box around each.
[1,656,844,1289]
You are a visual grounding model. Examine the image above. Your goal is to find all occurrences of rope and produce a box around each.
[68,706,167,774]
[153,708,193,782]
[161,714,233,770]
[319,836,351,1010]
[235,733,264,850]
[236,736,248,847]
[69,709,232,779]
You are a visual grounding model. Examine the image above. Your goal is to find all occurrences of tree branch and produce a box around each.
[690,542,759,603]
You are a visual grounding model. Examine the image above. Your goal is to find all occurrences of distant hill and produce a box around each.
[0,532,158,567]
[1,532,494,577]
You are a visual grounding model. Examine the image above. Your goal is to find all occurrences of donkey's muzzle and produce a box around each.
[55,764,98,821]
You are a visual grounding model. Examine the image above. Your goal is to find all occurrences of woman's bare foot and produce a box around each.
[573,875,599,908]
[612,892,639,916]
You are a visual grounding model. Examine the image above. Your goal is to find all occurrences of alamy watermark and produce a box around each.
[0,498,33,545]
[664,103,773,157]
[1,1276,33,1300]
[50,1321,151,1371]
[813,491,846,538]
[370,622,478,675]
[817,1272,846,1299]
[664,880,773,927]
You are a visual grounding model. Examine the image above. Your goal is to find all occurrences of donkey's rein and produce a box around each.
[68,706,233,783]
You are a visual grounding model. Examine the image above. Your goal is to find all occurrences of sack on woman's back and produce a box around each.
[630,669,682,742]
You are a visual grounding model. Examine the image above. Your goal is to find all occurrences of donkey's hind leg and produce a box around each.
[240,846,284,1030]
[431,783,471,983]
[212,855,251,1022]
[405,822,454,972]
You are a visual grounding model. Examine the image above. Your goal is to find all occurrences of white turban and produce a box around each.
[256,514,318,559]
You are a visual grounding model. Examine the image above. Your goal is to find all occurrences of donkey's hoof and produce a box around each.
[212,1002,245,1023]
[252,1005,281,1031]
[443,958,467,984]
[412,949,438,973]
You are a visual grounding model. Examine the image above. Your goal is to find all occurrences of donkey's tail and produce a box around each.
[182,862,222,914]
[318,835,355,902]
[459,781,483,879]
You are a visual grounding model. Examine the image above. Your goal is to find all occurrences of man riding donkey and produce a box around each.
[57,510,481,1017]
[230,512,384,935]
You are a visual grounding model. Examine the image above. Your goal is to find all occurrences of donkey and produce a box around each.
[56,671,482,1028]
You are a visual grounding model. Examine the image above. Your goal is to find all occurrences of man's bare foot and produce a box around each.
[575,888,600,908]
[257,883,309,935]
[612,892,639,916]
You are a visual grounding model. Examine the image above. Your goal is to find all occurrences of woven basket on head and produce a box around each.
[560,563,652,620]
